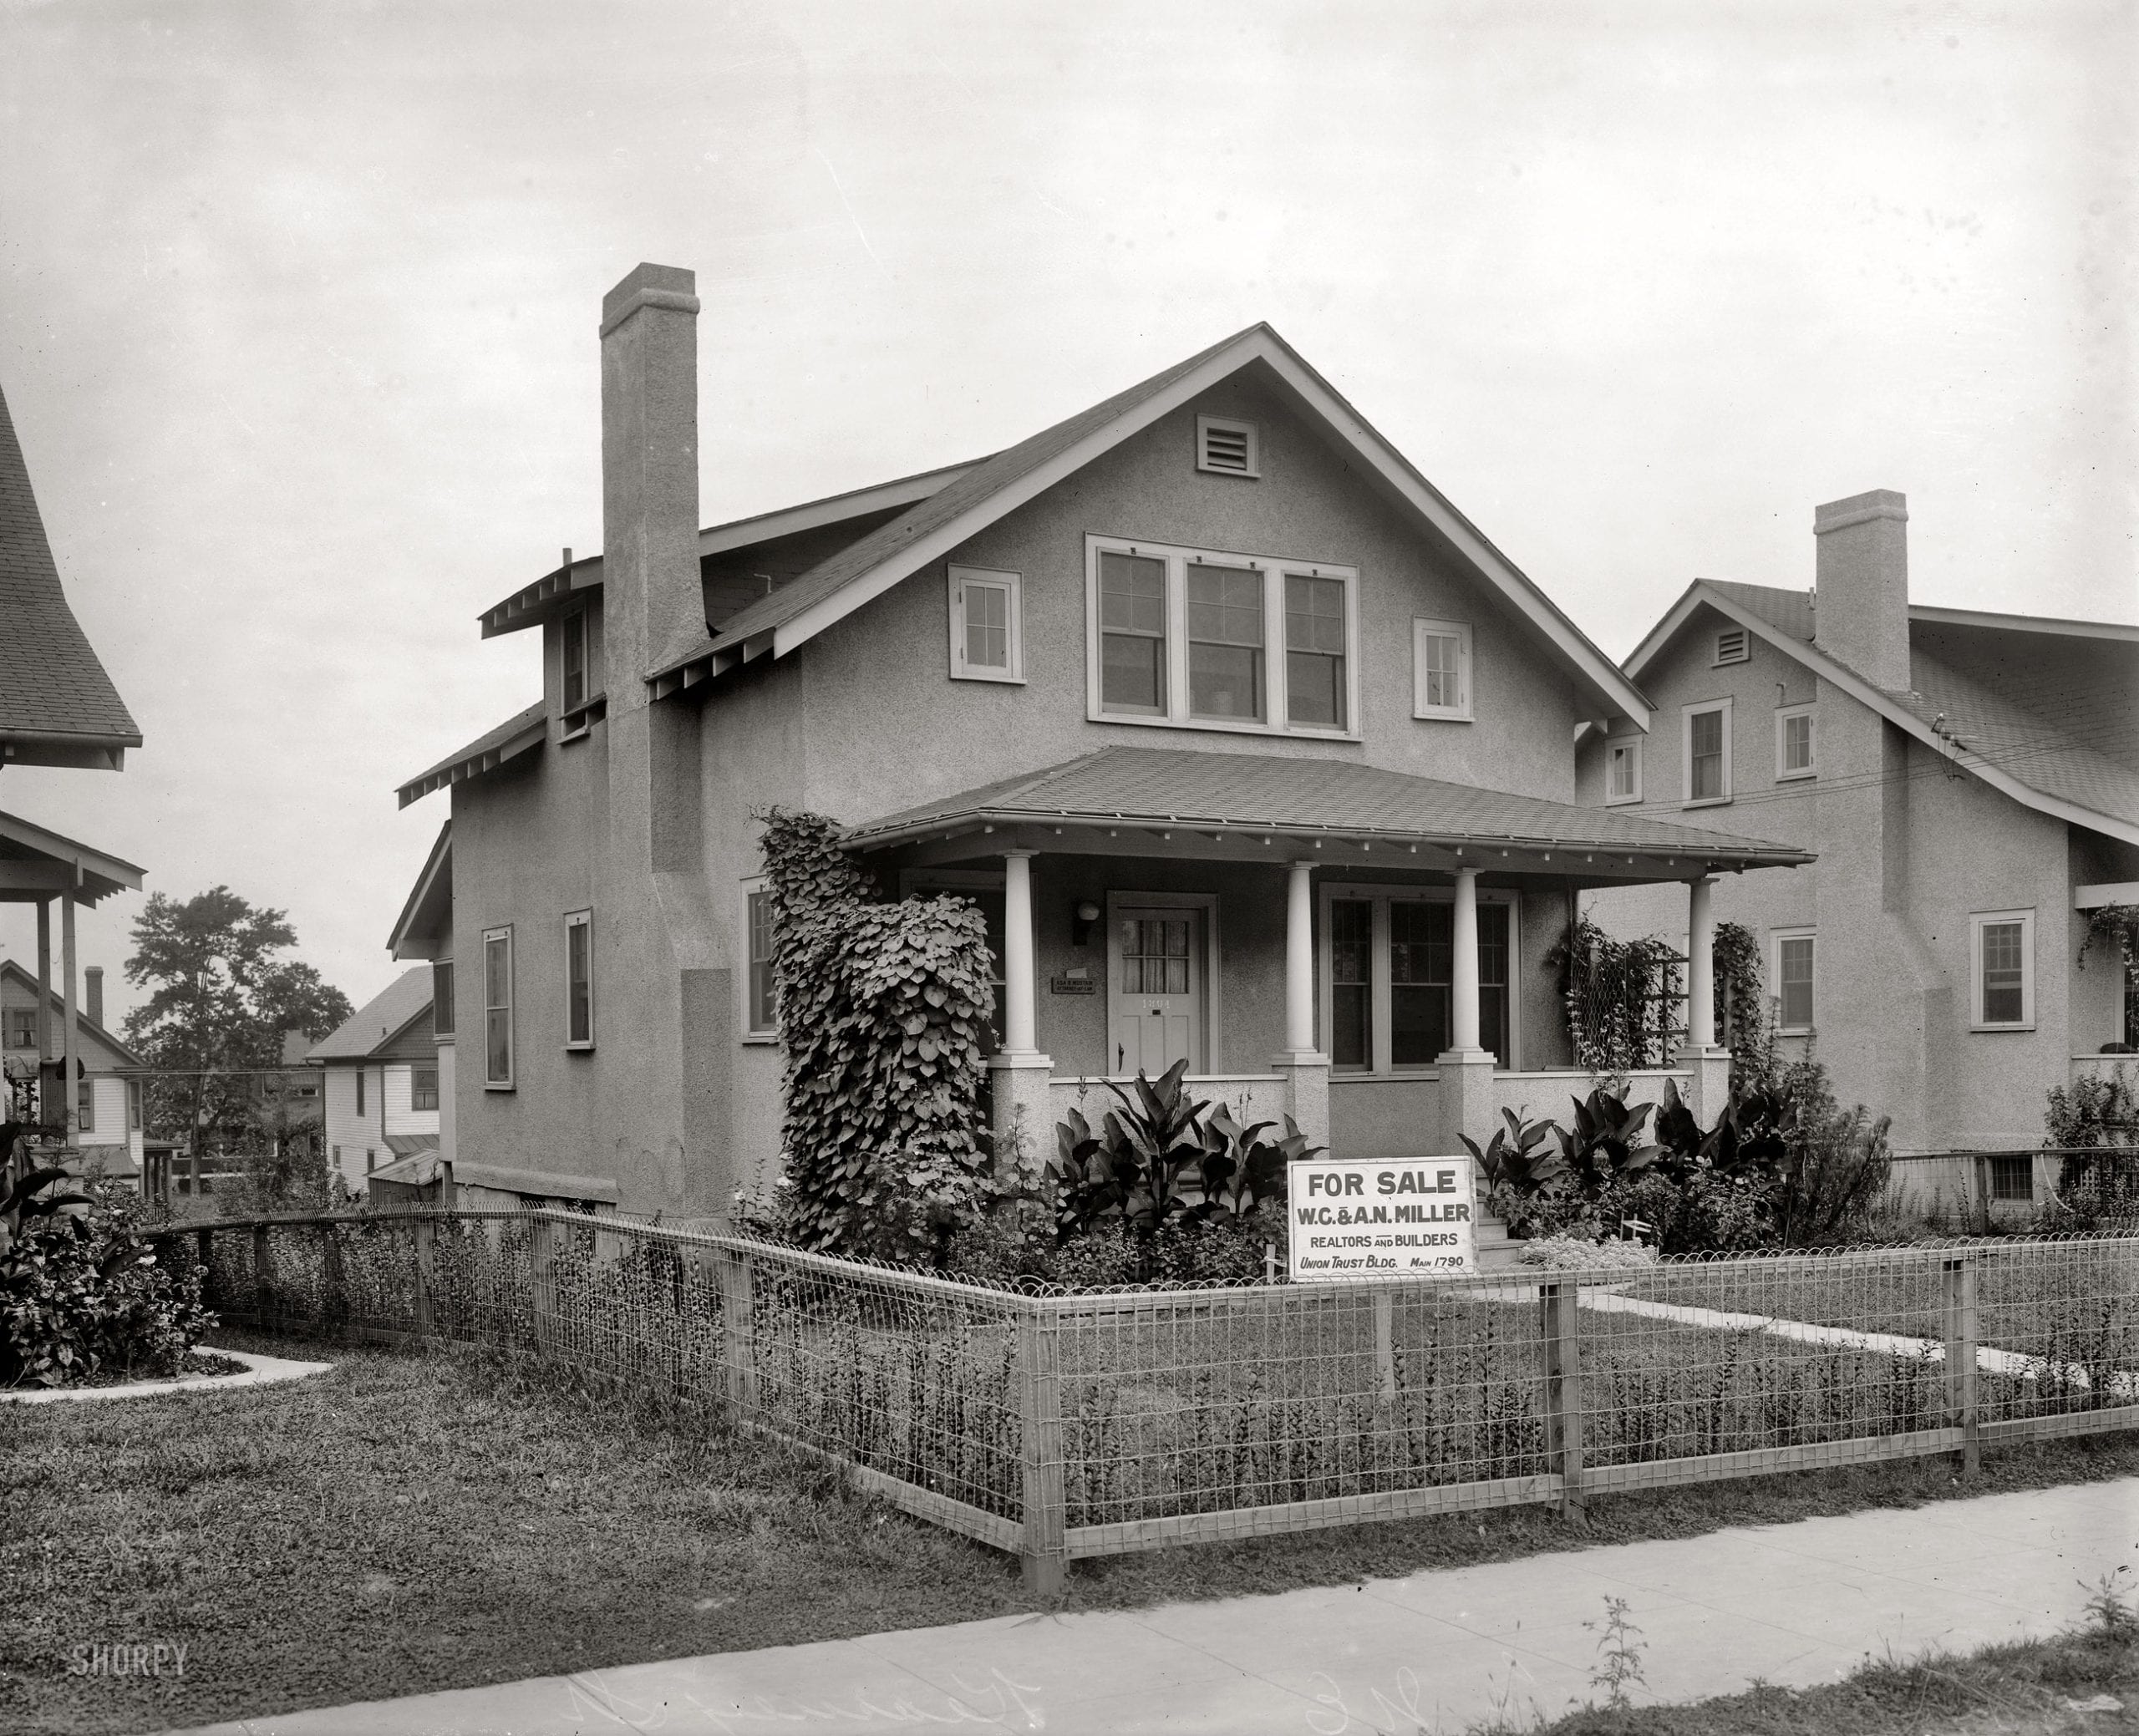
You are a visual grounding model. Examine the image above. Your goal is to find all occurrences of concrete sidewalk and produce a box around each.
[180,1476,2138,1736]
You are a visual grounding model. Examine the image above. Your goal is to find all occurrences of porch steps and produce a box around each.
[1475,1210,1523,1272]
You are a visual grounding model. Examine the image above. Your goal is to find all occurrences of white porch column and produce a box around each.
[61,889,79,1148]
[1284,860,1315,1055]
[1449,866,1483,1055]
[1686,876,1717,1053]
[1001,850,1038,1056]
[34,899,52,1120]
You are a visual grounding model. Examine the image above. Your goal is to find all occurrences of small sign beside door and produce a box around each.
[1286,1155,1476,1280]
[1048,972,1096,996]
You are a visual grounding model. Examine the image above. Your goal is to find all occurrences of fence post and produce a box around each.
[720,1249,756,1424]
[1373,1289,1397,1404]
[411,1218,436,1342]
[1942,1252,1980,1477]
[195,1226,215,1309]
[1542,1279,1586,1525]
[1018,1302,1068,1600]
[318,1221,344,1330]
[252,1222,274,1329]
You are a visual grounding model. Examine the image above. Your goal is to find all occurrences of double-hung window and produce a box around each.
[948,567,1023,682]
[1772,930,1815,1033]
[744,886,778,1039]
[431,960,455,1040]
[1088,536,1358,738]
[1606,737,1642,805]
[1776,703,1815,780]
[483,926,515,1088]
[355,1067,366,1117]
[1322,887,1516,1071]
[1683,699,1732,805]
[1411,619,1472,721]
[411,1065,439,1113]
[78,1076,94,1133]
[1971,911,2034,1030]
[564,909,594,1049]
[561,610,588,713]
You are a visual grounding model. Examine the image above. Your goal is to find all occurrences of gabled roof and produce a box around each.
[0,808,146,906]
[1625,579,2139,846]
[648,325,1654,728]
[307,967,433,1062]
[846,744,1812,876]
[0,958,144,1067]
[388,821,452,958]
[396,702,545,808]
[476,459,981,640]
[0,383,141,766]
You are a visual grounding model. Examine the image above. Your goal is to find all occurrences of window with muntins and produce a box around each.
[1089,536,1357,738]
[1776,704,1815,780]
[1326,889,1513,1071]
[948,566,1023,682]
[1973,911,2033,1028]
[1412,619,1471,721]
[412,1065,439,1112]
[77,1076,94,1133]
[745,888,777,1037]
[4,1008,33,1048]
[1775,932,1815,1032]
[1607,739,1641,804]
[1989,1156,2033,1202]
[565,910,593,1049]
[483,927,514,1087]
[561,610,587,712]
[1684,701,1731,804]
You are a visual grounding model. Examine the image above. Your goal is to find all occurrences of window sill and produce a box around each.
[740,1032,780,1046]
[1604,792,1642,808]
[951,668,1026,686]
[560,693,608,742]
[1091,708,1362,745]
[483,1082,515,1092]
[1682,796,1733,810]
[564,1043,594,1054]
[1775,769,1816,784]
[1413,709,1473,724]
[1776,1026,1815,1038]
[1969,1022,2035,1034]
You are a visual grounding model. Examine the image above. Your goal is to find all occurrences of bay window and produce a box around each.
[1088,536,1358,738]
[1323,886,1516,1070]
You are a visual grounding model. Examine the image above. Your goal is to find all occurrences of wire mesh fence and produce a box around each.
[150,1212,2139,1592]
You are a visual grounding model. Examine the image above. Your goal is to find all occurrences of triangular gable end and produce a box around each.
[651,327,1650,728]
[0,959,144,1068]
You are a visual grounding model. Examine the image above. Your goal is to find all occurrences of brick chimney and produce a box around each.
[84,965,103,1028]
[598,263,701,703]
[1813,489,1911,691]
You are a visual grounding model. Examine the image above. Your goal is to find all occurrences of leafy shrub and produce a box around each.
[1546,917,1685,1077]
[1515,1234,1657,1272]
[758,809,998,1261]
[944,1197,1286,1289]
[0,1179,213,1387]
[1769,1059,1893,1245]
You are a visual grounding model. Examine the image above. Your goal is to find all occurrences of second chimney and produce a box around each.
[1813,489,1911,691]
[85,966,103,1028]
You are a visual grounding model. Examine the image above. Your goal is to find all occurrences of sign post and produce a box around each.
[1286,1154,1477,1281]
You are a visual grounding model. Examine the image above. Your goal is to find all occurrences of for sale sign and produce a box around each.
[1286,1155,1477,1280]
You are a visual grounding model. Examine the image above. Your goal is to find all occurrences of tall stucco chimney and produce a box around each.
[84,965,103,1028]
[598,262,701,698]
[1812,489,1911,691]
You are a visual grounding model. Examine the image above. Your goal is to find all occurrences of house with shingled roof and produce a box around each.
[1578,489,2138,1165]
[306,967,442,1195]
[394,263,1812,1219]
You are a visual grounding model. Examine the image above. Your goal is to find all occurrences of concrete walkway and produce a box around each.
[1,1347,330,1406]
[179,1476,2138,1736]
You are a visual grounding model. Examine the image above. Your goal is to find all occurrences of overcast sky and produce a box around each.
[1,0,2132,1031]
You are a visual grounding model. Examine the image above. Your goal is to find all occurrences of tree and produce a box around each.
[122,888,353,1174]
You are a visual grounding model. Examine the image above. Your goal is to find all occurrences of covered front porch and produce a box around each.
[845,747,1812,1162]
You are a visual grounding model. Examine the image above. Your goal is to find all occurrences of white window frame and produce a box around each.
[947,566,1024,683]
[1714,627,1750,667]
[1605,736,1644,806]
[563,908,594,1051]
[741,881,778,1042]
[482,926,515,1089]
[1411,618,1473,723]
[1084,534,1360,741]
[1195,414,1259,478]
[1317,883,1522,1075]
[1682,698,1734,807]
[1775,703,1816,782]
[1970,909,2035,1032]
[1771,928,1816,1035]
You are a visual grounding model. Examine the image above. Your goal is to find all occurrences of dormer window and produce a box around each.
[1196,416,1258,478]
[1714,627,1750,666]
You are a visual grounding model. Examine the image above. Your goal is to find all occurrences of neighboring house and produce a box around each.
[0,957,146,1181]
[1580,490,2139,1156]
[0,378,147,1150]
[395,264,1811,1221]
[307,969,441,1195]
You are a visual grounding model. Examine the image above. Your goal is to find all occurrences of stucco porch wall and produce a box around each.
[1330,1066,1694,1160]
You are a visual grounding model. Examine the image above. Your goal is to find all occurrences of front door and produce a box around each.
[1111,907,1203,1077]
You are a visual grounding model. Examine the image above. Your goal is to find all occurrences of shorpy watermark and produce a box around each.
[67,1639,190,1680]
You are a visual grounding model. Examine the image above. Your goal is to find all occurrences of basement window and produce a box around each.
[1196,416,1258,478]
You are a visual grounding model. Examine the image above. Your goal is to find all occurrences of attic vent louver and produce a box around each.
[1197,415,1258,478]
[1714,627,1750,667]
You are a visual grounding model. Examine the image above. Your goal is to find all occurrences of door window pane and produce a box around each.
[1689,708,1725,799]
[1980,921,2025,1023]
[1478,903,1511,1064]
[1330,899,1373,1070]
[1186,563,1265,720]
[1286,575,1347,728]
[1099,552,1167,713]
[1390,901,1453,1067]
[1121,918,1190,995]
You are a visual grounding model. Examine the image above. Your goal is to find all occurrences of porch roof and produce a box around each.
[0,808,146,906]
[844,746,1814,880]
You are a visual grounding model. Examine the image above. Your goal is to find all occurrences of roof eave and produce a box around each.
[387,820,453,959]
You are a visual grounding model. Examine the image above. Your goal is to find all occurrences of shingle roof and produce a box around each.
[846,745,1812,867]
[395,701,546,807]
[307,967,433,1061]
[1704,580,1816,642]
[0,383,140,751]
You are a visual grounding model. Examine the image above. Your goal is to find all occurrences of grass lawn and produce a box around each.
[1481,1611,2138,1733]
[3,1328,2135,1736]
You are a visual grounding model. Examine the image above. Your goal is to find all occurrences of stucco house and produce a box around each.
[394,263,1812,1221]
[1579,489,2139,1165]
[1,957,149,1184]
[307,967,442,1195]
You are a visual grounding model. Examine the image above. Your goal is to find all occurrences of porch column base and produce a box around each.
[1435,1049,1500,1156]
[1675,1046,1733,1126]
[988,1053,1055,1185]
[1268,1053,1330,1154]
